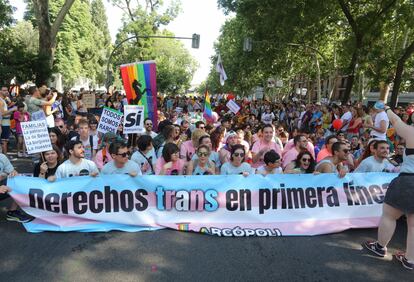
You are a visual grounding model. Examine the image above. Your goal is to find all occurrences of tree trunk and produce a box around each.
[342,49,358,104]
[379,81,390,102]
[37,25,55,85]
[390,39,414,109]
[33,0,75,85]
[315,53,321,103]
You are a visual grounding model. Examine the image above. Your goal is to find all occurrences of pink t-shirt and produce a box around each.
[282,147,300,169]
[155,157,186,175]
[13,111,30,134]
[94,148,114,170]
[251,140,282,168]
[180,140,195,161]
[282,139,315,159]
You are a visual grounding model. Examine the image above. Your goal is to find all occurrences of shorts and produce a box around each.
[1,126,10,141]
[384,173,414,214]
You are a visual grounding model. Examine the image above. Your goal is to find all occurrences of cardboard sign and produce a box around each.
[21,120,52,154]
[226,99,241,114]
[31,110,46,121]
[82,93,96,108]
[97,107,123,134]
[123,105,145,134]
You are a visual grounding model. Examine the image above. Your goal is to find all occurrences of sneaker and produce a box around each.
[394,252,414,270]
[6,210,34,223]
[363,241,387,257]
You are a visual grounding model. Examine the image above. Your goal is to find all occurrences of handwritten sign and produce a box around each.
[21,120,52,154]
[97,107,123,134]
[226,99,241,114]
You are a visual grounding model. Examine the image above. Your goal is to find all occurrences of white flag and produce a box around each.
[216,54,227,86]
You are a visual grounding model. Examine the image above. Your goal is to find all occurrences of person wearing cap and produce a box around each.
[219,130,238,164]
[364,101,389,140]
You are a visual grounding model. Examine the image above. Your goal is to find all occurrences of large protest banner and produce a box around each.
[119,61,158,130]
[9,173,396,236]
[21,120,52,154]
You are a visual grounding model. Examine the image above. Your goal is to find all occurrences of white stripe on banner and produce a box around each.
[8,173,395,236]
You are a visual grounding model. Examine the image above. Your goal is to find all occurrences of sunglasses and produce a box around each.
[117,152,130,157]
[233,152,245,157]
[197,151,209,157]
[301,158,311,162]
[342,149,349,153]
[199,126,205,129]
[145,123,152,126]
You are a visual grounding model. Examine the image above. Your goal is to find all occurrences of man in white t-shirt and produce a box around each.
[102,141,142,176]
[355,140,396,172]
[55,140,99,178]
[71,119,98,160]
[365,101,389,140]
[142,118,157,138]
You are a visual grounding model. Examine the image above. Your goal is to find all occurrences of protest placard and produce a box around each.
[226,99,241,114]
[82,93,96,108]
[123,105,145,134]
[97,107,123,134]
[21,120,52,154]
[31,110,46,121]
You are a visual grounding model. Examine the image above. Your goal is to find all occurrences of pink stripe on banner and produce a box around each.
[161,216,380,236]
[149,63,158,131]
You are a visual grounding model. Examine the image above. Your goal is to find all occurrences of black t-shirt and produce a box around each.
[33,162,60,178]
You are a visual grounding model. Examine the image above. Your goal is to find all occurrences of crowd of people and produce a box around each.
[0,84,413,270]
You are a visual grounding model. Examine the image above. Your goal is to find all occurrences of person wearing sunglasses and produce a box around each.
[155,143,185,175]
[315,142,348,178]
[220,144,253,176]
[143,118,157,138]
[101,141,142,176]
[186,145,215,175]
[284,151,316,174]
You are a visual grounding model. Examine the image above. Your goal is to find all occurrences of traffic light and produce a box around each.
[192,33,200,49]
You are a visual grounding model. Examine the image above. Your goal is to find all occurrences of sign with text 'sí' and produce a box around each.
[97,107,123,134]
[226,99,240,114]
[123,105,145,134]
[21,120,52,154]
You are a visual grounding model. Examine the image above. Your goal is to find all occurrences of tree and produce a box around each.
[337,0,397,103]
[0,0,14,28]
[0,21,38,84]
[109,0,197,94]
[30,0,75,85]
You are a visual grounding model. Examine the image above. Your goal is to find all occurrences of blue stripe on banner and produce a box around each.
[143,63,153,121]
[23,222,162,233]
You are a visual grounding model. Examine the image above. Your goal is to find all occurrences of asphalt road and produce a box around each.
[0,157,412,281]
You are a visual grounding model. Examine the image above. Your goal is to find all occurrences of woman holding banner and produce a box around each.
[364,102,414,270]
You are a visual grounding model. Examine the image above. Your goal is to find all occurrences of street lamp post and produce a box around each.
[106,34,200,89]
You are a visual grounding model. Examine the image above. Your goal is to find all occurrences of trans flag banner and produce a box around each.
[8,173,397,236]
[120,61,158,129]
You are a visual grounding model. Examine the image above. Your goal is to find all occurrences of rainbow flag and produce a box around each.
[120,61,158,128]
[203,90,213,122]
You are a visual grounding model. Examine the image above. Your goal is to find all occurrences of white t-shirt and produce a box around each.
[354,156,395,173]
[261,112,275,124]
[371,111,389,140]
[256,165,283,175]
[131,149,157,175]
[220,162,254,175]
[101,160,142,175]
[340,111,352,131]
[55,159,99,178]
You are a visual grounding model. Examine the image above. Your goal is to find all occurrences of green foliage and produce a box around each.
[0,0,14,28]
[0,21,38,85]
[110,0,197,94]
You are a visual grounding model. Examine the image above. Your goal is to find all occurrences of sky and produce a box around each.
[9,0,229,85]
